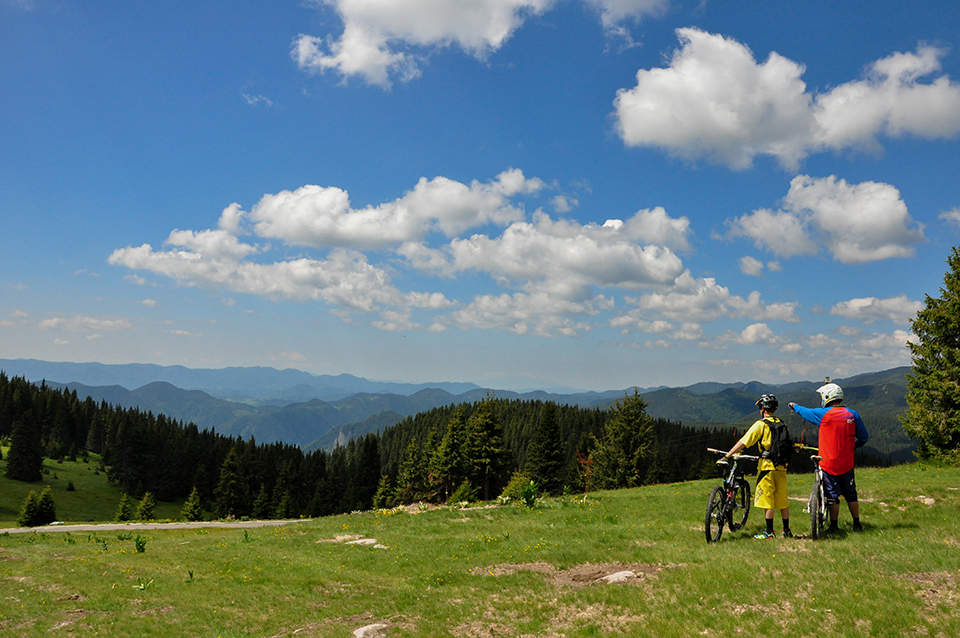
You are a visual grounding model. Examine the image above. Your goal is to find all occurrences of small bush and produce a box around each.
[66,481,76,492]
[519,480,540,509]
[17,487,57,527]
[499,471,532,501]
[448,480,478,505]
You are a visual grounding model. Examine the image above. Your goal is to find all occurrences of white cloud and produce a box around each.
[628,271,799,323]
[739,256,764,276]
[614,28,815,170]
[110,170,705,337]
[294,0,554,87]
[251,169,541,250]
[39,315,133,332]
[110,242,449,315]
[830,294,923,325]
[727,207,818,258]
[814,46,960,150]
[584,0,668,30]
[402,209,687,299]
[728,175,925,263]
[242,93,275,108]
[614,30,960,169]
[141,299,158,307]
[940,207,960,227]
[294,1,670,87]
[450,291,597,336]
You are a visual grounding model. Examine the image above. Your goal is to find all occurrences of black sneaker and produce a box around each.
[852,522,864,532]
[783,530,793,538]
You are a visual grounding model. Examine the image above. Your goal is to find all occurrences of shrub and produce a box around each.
[115,493,132,522]
[136,492,156,521]
[17,486,57,527]
[499,471,532,500]
[180,487,204,522]
[448,479,478,505]
[519,480,540,509]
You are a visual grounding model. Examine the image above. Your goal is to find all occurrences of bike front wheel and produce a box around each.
[809,480,825,539]
[705,485,727,543]
[729,479,751,531]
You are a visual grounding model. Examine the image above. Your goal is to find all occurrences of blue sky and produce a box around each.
[2,0,959,392]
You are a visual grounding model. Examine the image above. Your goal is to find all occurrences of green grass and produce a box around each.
[1,463,959,637]
[0,449,191,527]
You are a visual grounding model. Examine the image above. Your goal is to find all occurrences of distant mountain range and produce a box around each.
[0,359,915,460]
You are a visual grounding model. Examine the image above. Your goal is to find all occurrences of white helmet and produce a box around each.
[817,383,843,407]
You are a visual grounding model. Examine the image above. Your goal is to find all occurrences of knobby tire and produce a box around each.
[730,479,751,531]
[705,485,727,543]
[809,479,825,540]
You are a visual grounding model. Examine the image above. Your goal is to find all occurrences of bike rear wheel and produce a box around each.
[705,485,727,543]
[809,479,825,539]
[730,479,751,531]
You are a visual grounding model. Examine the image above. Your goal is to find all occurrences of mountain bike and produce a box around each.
[705,448,758,542]
[799,445,827,539]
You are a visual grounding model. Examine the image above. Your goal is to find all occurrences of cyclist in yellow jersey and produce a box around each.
[721,394,791,539]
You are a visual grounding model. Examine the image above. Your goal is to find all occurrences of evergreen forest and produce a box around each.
[0,372,889,521]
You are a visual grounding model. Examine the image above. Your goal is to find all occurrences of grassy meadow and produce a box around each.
[1,461,959,637]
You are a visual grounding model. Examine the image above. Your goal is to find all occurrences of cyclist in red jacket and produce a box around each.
[789,382,869,533]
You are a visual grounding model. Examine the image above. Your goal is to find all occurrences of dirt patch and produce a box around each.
[477,561,665,588]
[55,593,87,602]
[904,571,960,610]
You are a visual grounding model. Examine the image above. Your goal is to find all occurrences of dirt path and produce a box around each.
[1,519,305,535]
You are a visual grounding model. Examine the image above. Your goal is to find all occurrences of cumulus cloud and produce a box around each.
[940,207,960,227]
[625,271,799,323]
[739,256,764,276]
[111,169,798,339]
[614,29,960,169]
[294,0,670,87]
[583,0,668,30]
[830,294,923,325]
[728,175,925,263]
[38,315,133,332]
[399,209,688,300]
[251,169,542,250]
[294,0,554,87]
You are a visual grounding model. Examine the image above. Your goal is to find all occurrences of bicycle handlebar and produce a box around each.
[706,447,759,461]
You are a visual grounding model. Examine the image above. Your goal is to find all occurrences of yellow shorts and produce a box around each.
[754,468,789,510]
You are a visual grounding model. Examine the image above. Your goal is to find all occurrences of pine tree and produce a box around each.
[136,491,156,521]
[372,474,394,509]
[17,490,41,527]
[394,439,429,504]
[588,389,654,490]
[115,493,133,522]
[902,246,960,461]
[215,447,246,519]
[180,487,204,522]
[464,398,508,501]
[525,402,565,495]
[36,486,57,525]
[5,411,43,482]
[429,406,469,499]
[252,484,271,519]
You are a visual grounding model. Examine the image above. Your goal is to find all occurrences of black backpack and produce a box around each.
[762,417,794,467]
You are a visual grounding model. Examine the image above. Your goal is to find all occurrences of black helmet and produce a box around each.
[755,394,778,412]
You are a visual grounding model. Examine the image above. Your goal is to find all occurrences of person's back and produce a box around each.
[789,382,868,533]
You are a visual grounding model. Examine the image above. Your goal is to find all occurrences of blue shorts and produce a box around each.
[822,468,858,503]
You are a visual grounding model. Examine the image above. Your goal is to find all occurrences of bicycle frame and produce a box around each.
[807,454,827,539]
[705,448,758,543]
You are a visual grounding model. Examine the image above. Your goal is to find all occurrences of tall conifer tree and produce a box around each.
[5,411,43,482]
[902,245,960,460]
[525,402,564,495]
[588,390,654,490]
